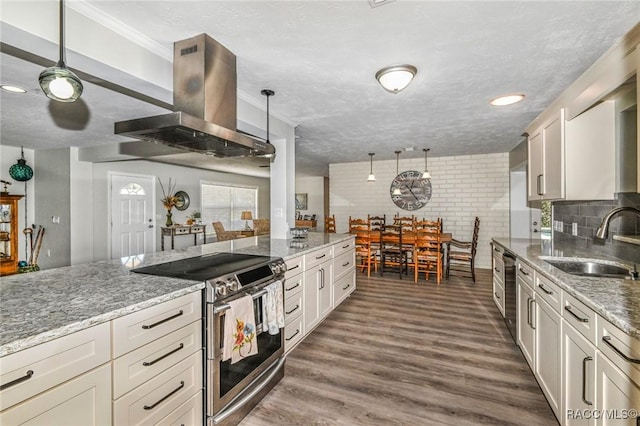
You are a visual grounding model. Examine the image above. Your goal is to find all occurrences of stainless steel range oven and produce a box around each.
[133,252,286,426]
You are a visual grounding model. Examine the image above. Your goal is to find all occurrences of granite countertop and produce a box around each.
[0,232,353,357]
[492,237,640,339]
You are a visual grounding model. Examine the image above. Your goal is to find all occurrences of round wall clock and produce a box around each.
[389,170,432,211]
[174,191,190,211]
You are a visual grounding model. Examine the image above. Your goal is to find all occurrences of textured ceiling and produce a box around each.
[1,1,639,177]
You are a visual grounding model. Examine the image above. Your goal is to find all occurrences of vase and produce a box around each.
[165,210,173,227]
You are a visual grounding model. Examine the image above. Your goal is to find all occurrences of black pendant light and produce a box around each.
[367,153,376,182]
[422,148,431,179]
[39,0,83,102]
[261,89,275,144]
[9,147,34,182]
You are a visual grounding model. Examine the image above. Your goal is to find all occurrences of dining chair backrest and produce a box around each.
[414,218,442,232]
[368,214,386,231]
[348,217,369,233]
[325,214,336,233]
[414,226,441,251]
[393,214,414,227]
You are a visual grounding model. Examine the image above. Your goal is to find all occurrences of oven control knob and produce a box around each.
[226,279,238,293]
[215,282,227,297]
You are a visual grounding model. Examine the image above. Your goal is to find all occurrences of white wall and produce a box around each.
[329,153,510,269]
[295,176,325,231]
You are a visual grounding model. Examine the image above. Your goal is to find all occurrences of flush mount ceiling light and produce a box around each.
[490,93,525,106]
[392,151,402,195]
[38,0,83,102]
[0,84,27,94]
[367,153,376,182]
[422,148,431,180]
[375,64,417,94]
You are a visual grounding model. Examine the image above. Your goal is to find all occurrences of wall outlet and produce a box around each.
[572,223,578,236]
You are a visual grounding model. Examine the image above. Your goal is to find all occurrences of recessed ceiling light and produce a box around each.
[490,93,525,106]
[404,147,414,152]
[1,84,27,94]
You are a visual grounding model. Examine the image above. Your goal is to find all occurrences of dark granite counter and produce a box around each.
[492,237,639,339]
[0,233,353,356]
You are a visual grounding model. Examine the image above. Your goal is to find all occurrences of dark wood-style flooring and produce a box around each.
[240,269,558,425]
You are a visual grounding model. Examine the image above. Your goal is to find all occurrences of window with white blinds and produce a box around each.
[201,182,258,231]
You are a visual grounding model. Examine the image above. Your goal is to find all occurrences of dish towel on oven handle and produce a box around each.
[262,280,285,335]
[222,295,258,364]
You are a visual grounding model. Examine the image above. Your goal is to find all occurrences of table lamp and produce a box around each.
[241,211,253,231]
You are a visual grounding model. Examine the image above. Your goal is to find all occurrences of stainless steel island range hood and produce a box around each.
[115,34,275,158]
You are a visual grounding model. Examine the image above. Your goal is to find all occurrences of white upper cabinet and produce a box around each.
[527,109,565,201]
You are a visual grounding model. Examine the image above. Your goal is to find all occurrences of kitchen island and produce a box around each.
[0,232,353,356]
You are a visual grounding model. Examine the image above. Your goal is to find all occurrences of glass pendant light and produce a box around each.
[9,147,34,182]
[422,148,431,179]
[39,0,83,102]
[367,153,376,182]
[392,151,402,195]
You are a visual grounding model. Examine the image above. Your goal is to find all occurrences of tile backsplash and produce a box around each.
[553,192,640,262]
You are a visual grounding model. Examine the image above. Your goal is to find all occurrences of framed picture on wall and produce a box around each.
[295,193,308,210]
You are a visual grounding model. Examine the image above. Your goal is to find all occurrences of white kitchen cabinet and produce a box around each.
[492,246,505,317]
[516,275,535,369]
[528,109,565,201]
[563,322,597,426]
[0,363,112,426]
[595,352,640,426]
[304,259,333,333]
[333,239,356,307]
[283,255,305,354]
[534,295,562,420]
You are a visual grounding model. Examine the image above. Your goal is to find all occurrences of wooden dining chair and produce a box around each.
[413,226,443,284]
[414,218,442,232]
[349,217,377,276]
[379,223,410,279]
[446,216,480,282]
[393,214,415,230]
[325,214,336,233]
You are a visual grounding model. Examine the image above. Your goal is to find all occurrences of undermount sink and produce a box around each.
[543,259,631,279]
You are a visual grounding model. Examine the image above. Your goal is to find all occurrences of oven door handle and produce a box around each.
[212,288,269,315]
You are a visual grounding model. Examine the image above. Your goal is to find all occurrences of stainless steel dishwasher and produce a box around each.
[502,252,517,342]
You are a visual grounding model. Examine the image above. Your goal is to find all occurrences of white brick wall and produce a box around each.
[329,153,510,269]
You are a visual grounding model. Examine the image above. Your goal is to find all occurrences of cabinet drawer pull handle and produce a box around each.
[529,299,536,330]
[142,343,184,367]
[143,380,185,410]
[564,306,589,323]
[315,254,326,260]
[142,310,184,329]
[537,283,553,295]
[493,247,501,252]
[342,262,350,267]
[537,174,543,195]
[518,267,530,276]
[602,336,640,364]
[342,244,349,249]
[285,304,300,315]
[342,283,351,290]
[494,267,500,273]
[0,370,34,391]
[494,292,500,300]
[526,297,532,327]
[582,356,593,405]
[285,282,300,292]
[288,264,300,271]
[285,329,300,341]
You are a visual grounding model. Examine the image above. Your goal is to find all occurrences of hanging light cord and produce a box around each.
[395,150,401,174]
[261,89,275,143]
[58,0,65,66]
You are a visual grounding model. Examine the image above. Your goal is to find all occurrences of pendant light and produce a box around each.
[422,148,431,179]
[9,147,34,182]
[392,151,402,195]
[38,0,83,102]
[367,153,376,182]
[375,64,417,94]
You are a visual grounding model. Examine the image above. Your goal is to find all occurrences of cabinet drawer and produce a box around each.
[155,391,202,426]
[284,291,303,322]
[333,250,355,280]
[333,271,356,307]
[491,243,504,256]
[516,260,534,289]
[190,226,204,234]
[493,256,504,282]
[535,274,561,313]
[304,246,333,269]
[0,363,111,426]
[562,291,596,345]
[113,321,202,399]
[333,238,355,257]
[113,351,202,426]
[596,315,640,387]
[283,273,303,298]
[284,256,303,280]
[0,322,110,411]
[284,316,304,354]
[174,227,190,235]
[112,292,201,358]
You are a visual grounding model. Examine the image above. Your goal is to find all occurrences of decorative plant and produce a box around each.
[158,178,177,226]
[189,210,202,220]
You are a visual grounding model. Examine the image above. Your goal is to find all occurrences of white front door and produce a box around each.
[110,173,155,259]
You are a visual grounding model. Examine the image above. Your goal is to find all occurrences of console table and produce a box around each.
[161,225,206,250]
